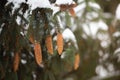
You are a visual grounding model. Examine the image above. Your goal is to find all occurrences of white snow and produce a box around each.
[83,20,108,36]
[74,2,85,15]
[113,31,120,37]
[116,4,120,19]
[114,48,120,54]
[57,16,64,29]
[62,28,78,49]
[97,32,110,48]
[90,70,120,80]
[0,23,5,34]
[7,0,75,15]
[62,28,76,43]
[7,0,26,5]
[21,59,27,64]
[61,52,66,59]
[96,65,108,77]
[107,64,114,72]
[89,2,100,9]
[55,0,73,5]
[16,16,21,25]
[86,12,99,20]
[101,41,109,48]
[114,48,120,62]
[27,0,51,10]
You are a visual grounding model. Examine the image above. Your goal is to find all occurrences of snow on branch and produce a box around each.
[6,0,76,15]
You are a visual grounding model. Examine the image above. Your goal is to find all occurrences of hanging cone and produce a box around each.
[34,42,42,65]
[29,35,34,44]
[69,8,76,17]
[46,35,53,55]
[57,32,63,55]
[74,53,80,70]
[13,52,20,72]
[55,2,77,11]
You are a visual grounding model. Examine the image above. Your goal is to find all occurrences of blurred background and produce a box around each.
[63,0,120,80]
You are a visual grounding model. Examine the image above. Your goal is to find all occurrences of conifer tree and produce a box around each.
[0,0,78,80]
